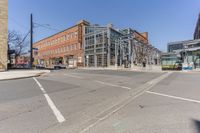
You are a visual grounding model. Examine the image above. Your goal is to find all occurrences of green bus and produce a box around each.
[161,53,182,70]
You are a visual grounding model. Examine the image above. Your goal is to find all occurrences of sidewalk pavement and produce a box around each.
[80,66,200,73]
[80,65,163,73]
[0,70,50,81]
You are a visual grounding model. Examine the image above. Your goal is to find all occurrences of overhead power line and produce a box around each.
[9,17,29,30]
[18,30,31,46]
[34,22,59,32]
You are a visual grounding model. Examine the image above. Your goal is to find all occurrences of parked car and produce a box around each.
[36,64,45,69]
[53,64,66,70]
[15,64,24,68]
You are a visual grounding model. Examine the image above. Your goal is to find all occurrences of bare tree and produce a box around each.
[133,42,153,66]
[8,30,29,67]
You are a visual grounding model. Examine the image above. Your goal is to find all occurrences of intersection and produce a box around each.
[0,70,200,133]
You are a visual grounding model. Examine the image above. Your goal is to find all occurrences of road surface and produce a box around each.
[0,69,200,133]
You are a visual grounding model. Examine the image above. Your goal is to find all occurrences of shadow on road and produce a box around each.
[193,119,200,133]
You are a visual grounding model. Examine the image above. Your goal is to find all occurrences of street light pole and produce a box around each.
[30,14,33,68]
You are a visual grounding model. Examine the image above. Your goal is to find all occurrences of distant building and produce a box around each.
[84,24,123,67]
[120,29,149,44]
[167,39,200,69]
[84,25,161,68]
[15,55,29,67]
[119,28,160,66]
[168,41,184,53]
[0,0,8,70]
[34,20,161,68]
[166,13,200,69]
[33,20,89,68]
[10,54,30,68]
[194,13,200,40]
[134,31,148,44]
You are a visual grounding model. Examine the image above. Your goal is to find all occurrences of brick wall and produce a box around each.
[133,31,148,44]
[33,20,89,67]
[0,0,8,70]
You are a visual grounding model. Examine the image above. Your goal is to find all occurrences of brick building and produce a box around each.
[134,31,148,44]
[33,20,89,68]
[34,20,160,68]
[0,0,8,70]
[194,13,200,40]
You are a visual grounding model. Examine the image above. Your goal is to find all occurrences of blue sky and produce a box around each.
[9,0,200,51]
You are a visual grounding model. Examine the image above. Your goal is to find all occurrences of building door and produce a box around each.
[55,57,63,65]
[67,55,77,67]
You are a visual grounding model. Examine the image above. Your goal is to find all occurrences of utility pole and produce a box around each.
[30,14,33,68]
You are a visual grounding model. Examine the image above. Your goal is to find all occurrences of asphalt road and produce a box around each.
[0,69,200,133]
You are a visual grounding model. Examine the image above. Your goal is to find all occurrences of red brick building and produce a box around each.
[133,31,148,44]
[33,20,89,68]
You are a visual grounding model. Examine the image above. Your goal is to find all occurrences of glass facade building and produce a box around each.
[84,25,123,67]
[84,25,161,68]
[168,43,184,53]
[167,39,200,69]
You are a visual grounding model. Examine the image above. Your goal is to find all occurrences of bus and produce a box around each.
[161,53,182,70]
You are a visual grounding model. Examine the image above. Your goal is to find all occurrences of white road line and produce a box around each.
[95,80,131,90]
[33,77,66,123]
[146,91,200,104]
[79,88,145,133]
[79,72,172,133]
[64,73,131,90]
[33,77,46,93]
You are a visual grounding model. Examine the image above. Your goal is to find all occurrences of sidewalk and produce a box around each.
[80,65,163,73]
[0,70,50,81]
[80,66,200,73]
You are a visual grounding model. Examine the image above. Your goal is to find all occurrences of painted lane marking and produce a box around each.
[146,91,200,104]
[64,73,131,90]
[33,77,65,123]
[79,72,172,133]
[33,77,46,93]
[95,80,131,90]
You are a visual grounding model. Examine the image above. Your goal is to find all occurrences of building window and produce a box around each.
[68,34,71,40]
[66,35,68,41]
[75,32,78,38]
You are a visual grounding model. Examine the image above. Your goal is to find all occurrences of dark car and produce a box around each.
[53,64,66,70]
[36,64,45,69]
